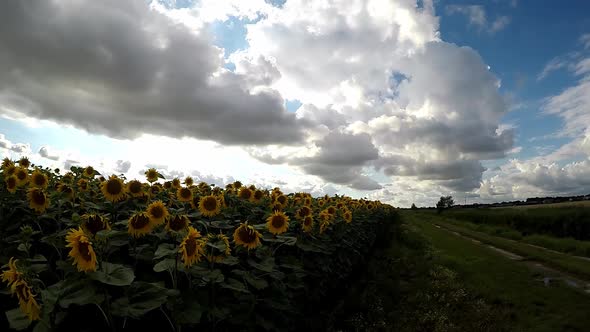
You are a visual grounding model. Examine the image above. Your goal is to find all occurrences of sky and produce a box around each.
[1,0,590,207]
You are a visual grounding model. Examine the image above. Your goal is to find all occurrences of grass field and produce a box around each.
[406,211,590,332]
[494,201,590,209]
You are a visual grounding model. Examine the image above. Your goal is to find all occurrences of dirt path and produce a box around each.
[433,223,590,294]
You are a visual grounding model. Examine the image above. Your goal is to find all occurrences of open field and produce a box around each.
[493,201,590,209]
[406,212,590,332]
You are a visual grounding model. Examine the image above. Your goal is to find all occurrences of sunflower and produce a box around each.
[146,200,169,225]
[233,223,262,250]
[1,157,13,169]
[326,206,337,215]
[18,157,30,168]
[171,178,181,189]
[5,175,17,193]
[98,176,106,182]
[145,168,159,183]
[238,187,253,200]
[319,220,331,234]
[177,227,204,267]
[101,175,126,202]
[83,166,95,178]
[128,212,153,237]
[127,180,144,198]
[57,183,75,201]
[66,227,98,272]
[62,172,74,183]
[1,258,21,286]
[318,200,326,207]
[149,184,161,196]
[14,167,28,186]
[27,188,49,213]
[184,176,194,186]
[296,206,312,220]
[81,214,110,236]
[233,181,242,189]
[4,164,16,176]
[366,203,375,210]
[77,178,89,192]
[165,214,190,232]
[302,216,314,233]
[163,181,172,190]
[252,189,264,202]
[177,187,193,202]
[275,194,288,207]
[198,195,221,217]
[11,279,40,321]
[205,233,231,263]
[343,209,353,224]
[266,211,290,235]
[270,202,283,212]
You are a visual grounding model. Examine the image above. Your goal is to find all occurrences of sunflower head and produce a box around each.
[149,184,161,196]
[14,167,29,186]
[18,157,30,168]
[233,181,242,189]
[319,220,330,234]
[4,164,16,176]
[198,195,221,217]
[145,168,159,183]
[11,279,40,321]
[83,166,95,178]
[57,183,75,201]
[366,203,375,210]
[128,212,153,238]
[1,157,13,169]
[5,175,17,193]
[163,181,172,190]
[75,178,89,192]
[81,214,110,236]
[177,187,193,202]
[101,175,126,202]
[27,188,49,213]
[238,187,253,200]
[205,233,231,263]
[184,177,194,186]
[343,210,353,224]
[62,172,74,183]
[296,206,312,219]
[127,180,144,197]
[253,189,264,202]
[171,178,181,189]
[327,206,336,215]
[266,211,290,235]
[99,176,106,182]
[275,194,288,207]
[166,214,190,233]
[302,216,314,233]
[233,223,262,250]
[180,227,204,267]
[1,257,21,286]
[66,227,97,272]
[270,202,283,212]
[146,200,169,225]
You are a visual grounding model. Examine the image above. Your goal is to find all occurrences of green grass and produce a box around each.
[406,212,590,332]
[441,217,590,258]
[429,216,590,280]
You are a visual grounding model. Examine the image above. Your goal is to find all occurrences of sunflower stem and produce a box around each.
[160,306,176,332]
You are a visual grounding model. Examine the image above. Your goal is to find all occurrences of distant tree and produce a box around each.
[411,203,418,210]
[436,196,454,213]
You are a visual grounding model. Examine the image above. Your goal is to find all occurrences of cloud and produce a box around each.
[38,146,60,161]
[581,33,590,50]
[0,134,11,149]
[0,0,305,145]
[115,160,132,173]
[446,5,510,34]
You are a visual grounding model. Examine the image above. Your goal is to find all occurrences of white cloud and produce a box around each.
[446,5,510,34]
[38,146,60,161]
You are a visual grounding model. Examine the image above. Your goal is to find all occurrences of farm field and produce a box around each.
[0,159,397,331]
[493,201,590,209]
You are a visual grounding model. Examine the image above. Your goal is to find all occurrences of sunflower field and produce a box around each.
[0,157,398,331]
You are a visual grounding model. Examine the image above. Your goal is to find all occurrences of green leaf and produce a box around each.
[154,243,177,260]
[218,256,239,266]
[153,258,176,273]
[221,278,250,294]
[59,280,104,308]
[233,270,268,290]
[247,257,275,273]
[5,308,31,331]
[111,282,177,319]
[200,269,224,283]
[175,298,203,325]
[89,262,135,286]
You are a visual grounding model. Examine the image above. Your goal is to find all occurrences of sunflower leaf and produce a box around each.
[153,258,176,273]
[220,278,249,294]
[89,262,135,286]
[153,243,177,260]
[111,282,177,319]
[58,280,104,308]
[5,308,31,331]
[247,257,275,273]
